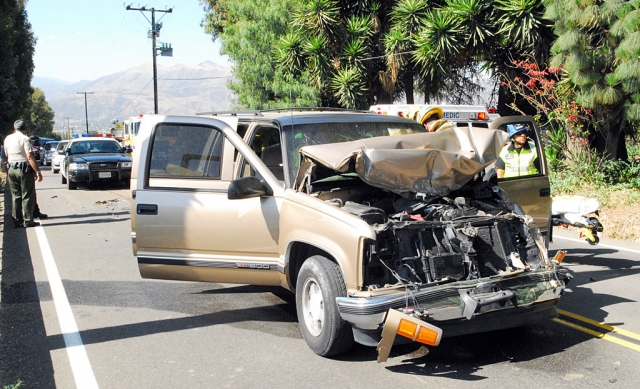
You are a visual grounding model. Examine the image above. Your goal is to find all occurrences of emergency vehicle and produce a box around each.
[122,114,143,150]
[370,104,498,128]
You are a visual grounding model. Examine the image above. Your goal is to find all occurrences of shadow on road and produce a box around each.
[1,188,56,388]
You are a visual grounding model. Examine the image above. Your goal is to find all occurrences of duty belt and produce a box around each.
[8,162,27,169]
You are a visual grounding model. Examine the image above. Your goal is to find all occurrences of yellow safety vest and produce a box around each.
[499,140,539,177]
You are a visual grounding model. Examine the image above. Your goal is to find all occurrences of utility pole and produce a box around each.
[77,92,93,135]
[65,117,72,139]
[125,4,173,114]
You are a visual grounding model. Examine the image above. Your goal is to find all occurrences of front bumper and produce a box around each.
[337,268,569,332]
[69,168,131,183]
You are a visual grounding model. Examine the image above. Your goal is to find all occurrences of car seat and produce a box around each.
[260,144,284,181]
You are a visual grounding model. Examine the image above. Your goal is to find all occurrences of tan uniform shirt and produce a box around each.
[4,131,32,163]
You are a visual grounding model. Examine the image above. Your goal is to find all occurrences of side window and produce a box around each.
[495,122,542,179]
[149,124,224,179]
[239,126,282,180]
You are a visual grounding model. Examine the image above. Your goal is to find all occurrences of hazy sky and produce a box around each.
[27,0,230,83]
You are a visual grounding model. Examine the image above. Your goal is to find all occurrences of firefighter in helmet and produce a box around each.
[414,106,453,132]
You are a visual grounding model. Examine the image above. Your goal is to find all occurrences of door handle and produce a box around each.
[137,204,158,215]
[539,188,550,197]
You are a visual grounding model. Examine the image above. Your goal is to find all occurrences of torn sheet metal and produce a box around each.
[295,126,508,197]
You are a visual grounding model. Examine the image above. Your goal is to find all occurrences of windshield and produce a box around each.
[56,141,69,152]
[68,140,123,154]
[282,120,426,184]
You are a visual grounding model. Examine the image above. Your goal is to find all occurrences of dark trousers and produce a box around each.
[7,166,36,224]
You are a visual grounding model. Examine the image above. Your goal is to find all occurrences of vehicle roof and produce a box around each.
[68,137,119,142]
[201,108,420,126]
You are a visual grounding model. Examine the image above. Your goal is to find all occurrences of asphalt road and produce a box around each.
[2,169,640,388]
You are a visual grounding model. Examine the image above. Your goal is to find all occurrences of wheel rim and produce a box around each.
[302,278,324,336]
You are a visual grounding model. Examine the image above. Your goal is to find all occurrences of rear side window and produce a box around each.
[149,124,224,179]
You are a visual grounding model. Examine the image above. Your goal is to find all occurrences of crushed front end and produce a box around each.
[294,127,571,362]
[333,178,571,361]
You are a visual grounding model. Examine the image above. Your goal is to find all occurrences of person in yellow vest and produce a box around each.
[415,106,454,132]
[495,124,540,178]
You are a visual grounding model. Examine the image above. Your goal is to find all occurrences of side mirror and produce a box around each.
[228,176,271,199]
[125,148,133,154]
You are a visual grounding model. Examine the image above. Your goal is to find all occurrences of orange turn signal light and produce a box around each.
[553,250,567,263]
[478,112,488,120]
[397,319,440,346]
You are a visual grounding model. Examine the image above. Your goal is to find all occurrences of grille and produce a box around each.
[89,162,119,181]
[473,222,511,277]
[89,162,118,169]
[420,227,465,281]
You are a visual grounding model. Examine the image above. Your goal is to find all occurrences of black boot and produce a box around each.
[12,217,24,228]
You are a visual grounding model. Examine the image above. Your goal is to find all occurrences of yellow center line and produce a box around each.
[552,318,640,353]
[558,309,640,342]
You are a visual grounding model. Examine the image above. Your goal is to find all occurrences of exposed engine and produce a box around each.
[315,172,544,291]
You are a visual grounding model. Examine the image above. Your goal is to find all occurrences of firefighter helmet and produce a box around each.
[416,106,444,125]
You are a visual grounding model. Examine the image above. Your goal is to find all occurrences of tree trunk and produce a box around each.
[590,125,628,161]
[403,71,414,104]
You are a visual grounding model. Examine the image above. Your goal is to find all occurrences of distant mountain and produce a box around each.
[32,61,236,133]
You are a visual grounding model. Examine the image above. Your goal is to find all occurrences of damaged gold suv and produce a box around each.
[130,109,570,362]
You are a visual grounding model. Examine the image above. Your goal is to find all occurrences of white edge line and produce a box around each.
[553,235,640,255]
[34,220,99,389]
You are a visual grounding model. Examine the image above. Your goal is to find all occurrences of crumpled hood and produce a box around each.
[295,126,508,197]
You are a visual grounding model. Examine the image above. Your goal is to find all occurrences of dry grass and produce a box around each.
[597,191,640,242]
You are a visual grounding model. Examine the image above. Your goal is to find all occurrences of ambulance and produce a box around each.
[370,104,499,128]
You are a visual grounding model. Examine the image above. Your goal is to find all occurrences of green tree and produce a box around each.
[202,0,318,109]
[382,0,429,104]
[274,0,365,108]
[202,0,557,112]
[0,0,36,136]
[544,0,640,161]
[410,0,554,111]
[26,87,56,137]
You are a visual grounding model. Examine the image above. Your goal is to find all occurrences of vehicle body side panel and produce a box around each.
[279,189,377,291]
[132,115,285,285]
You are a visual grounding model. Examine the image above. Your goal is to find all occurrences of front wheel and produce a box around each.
[61,171,67,184]
[296,255,354,357]
[66,170,77,190]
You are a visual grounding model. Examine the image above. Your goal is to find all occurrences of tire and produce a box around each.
[296,255,354,357]
[52,167,58,174]
[587,234,600,245]
[61,171,67,184]
[66,169,77,190]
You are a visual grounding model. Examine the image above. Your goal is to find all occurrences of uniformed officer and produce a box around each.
[4,119,44,227]
[495,124,540,178]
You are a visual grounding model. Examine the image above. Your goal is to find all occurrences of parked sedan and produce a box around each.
[52,140,70,173]
[61,138,133,190]
[40,141,60,166]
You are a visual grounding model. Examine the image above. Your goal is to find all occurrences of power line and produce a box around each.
[158,76,233,80]
[355,50,418,62]
[117,78,153,116]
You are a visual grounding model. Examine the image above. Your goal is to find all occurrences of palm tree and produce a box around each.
[545,0,637,160]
